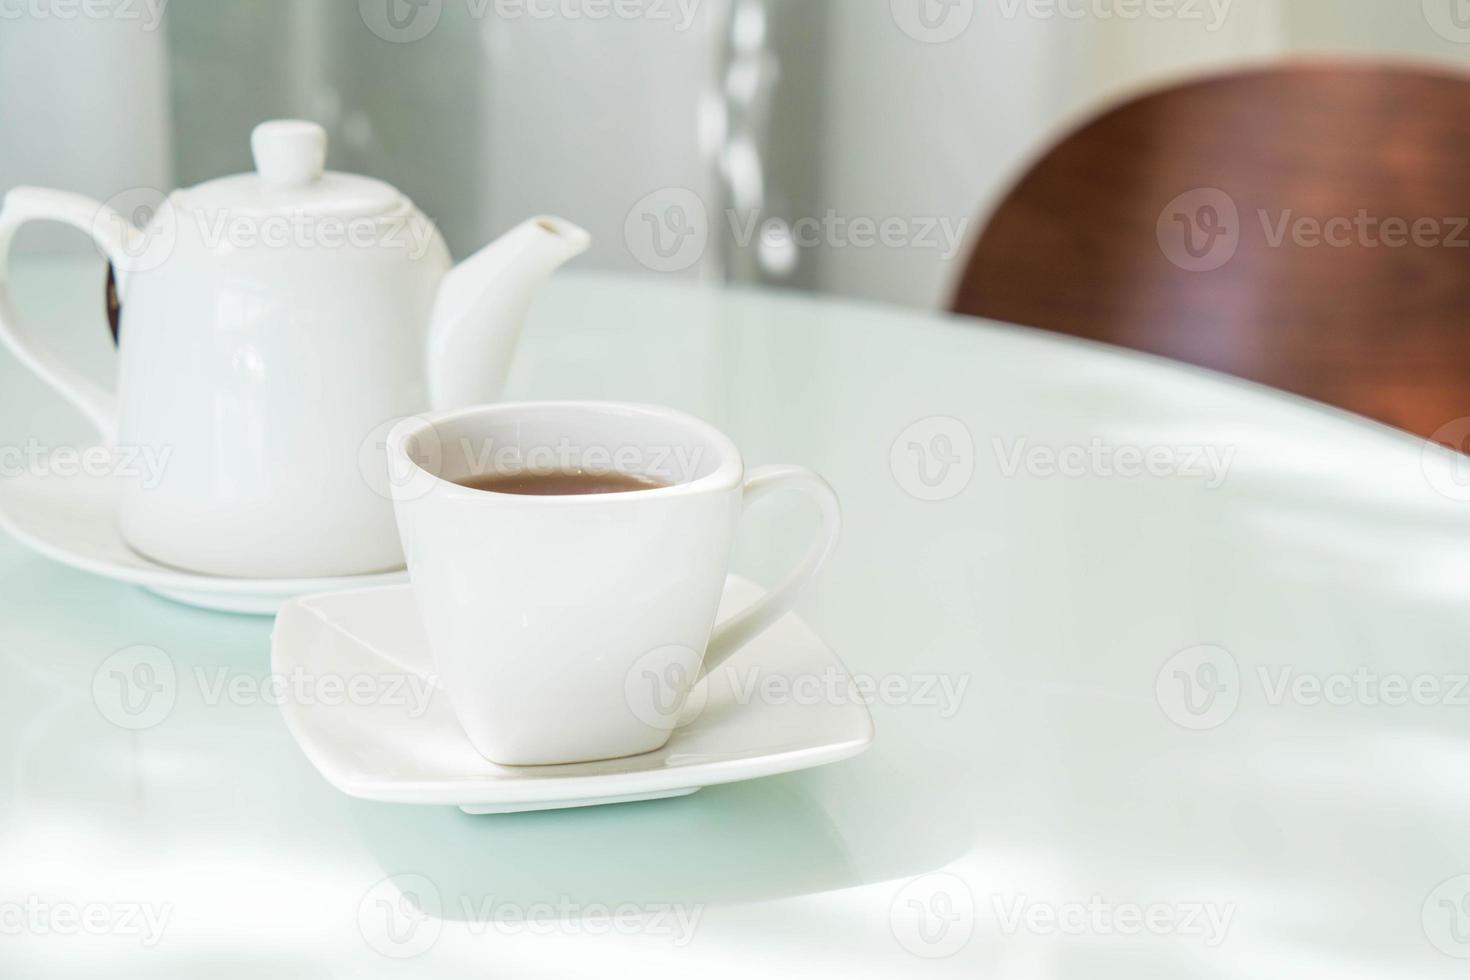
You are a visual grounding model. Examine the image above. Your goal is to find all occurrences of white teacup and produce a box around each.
[385,402,841,766]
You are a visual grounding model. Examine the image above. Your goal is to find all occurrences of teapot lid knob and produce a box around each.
[251,120,327,189]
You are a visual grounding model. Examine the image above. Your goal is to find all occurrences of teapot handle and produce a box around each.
[0,187,132,443]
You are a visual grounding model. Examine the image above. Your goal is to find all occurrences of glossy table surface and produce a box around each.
[3,257,1469,977]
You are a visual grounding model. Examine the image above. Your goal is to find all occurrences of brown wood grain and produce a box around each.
[952,63,1470,446]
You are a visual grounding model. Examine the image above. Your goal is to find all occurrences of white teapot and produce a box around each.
[0,120,589,579]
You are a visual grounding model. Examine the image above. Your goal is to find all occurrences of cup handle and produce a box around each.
[0,187,132,442]
[702,465,842,675]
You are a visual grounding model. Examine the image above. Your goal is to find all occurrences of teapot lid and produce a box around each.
[177,120,405,218]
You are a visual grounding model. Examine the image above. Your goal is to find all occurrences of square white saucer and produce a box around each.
[271,577,874,814]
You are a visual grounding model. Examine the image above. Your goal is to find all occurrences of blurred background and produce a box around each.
[1,0,1467,309]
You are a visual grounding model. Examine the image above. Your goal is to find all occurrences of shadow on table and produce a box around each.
[347,664,987,915]
[350,774,858,915]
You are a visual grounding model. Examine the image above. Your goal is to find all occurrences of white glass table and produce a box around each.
[2,257,1467,977]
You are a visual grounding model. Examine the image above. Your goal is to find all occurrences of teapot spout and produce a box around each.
[426,216,590,410]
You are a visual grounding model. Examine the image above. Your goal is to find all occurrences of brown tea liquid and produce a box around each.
[454,470,671,496]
